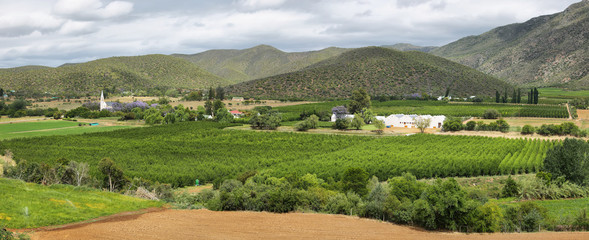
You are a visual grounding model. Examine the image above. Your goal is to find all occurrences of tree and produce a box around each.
[185,91,203,101]
[502,89,508,103]
[496,119,510,133]
[349,88,371,114]
[250,110,282,130]
[415,116,432,133]
[483,109,501,119]
[501,176,519,197]
[511,89,517,103]
[214,107,233,123]
[360,108,375,124]
[331,106,348,120]
[213,99,225,113]
[332,118,350,130]
[528,89,533,104]
[350,114,365,130]
[69,161,89,186]
[543,138,589,185]
[208,86,215,100]
[342,167,369,196]
[495,90,500,103]
[517,89,521,103]
[204,100,213,115]
[533,88,539,104]
[216,86,225,100]
[521,125,535,135]
[465,121,476,131]
[0,88,4,97]
[374,119,385,135]
[98,158,125,192]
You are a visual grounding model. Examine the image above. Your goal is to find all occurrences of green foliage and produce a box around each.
[0,55,229,97]
[483,109,501,119]
[98,158,126,192]
[521,125,535,135]
[227,47,512,99]
[250,111,282,130]
[543,138,589,185]
[373,119,385,135]
[442,118,463,132]
[388,173,426,201]
[360,108,375,124]
[350,114,365,130]
[421,178,471,231]
[470,202,503,233]
[332,118,350,130]
[501,176,519,197]
[342,167,369,196]
[0,178,161,228]
[465,121,476,131]
[349,88,371,114]
[294,115,319,131]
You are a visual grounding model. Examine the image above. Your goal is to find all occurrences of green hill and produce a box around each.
[173,45,350,84]
[382,43,438,53]
[432,0,589,89]
[226,47,512,99]
[0,54,227,96]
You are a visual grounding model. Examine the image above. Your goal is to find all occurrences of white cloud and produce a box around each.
[0,0,582,68]
[53,0,133,21]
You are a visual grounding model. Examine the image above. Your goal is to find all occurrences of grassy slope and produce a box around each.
[0,54,228,95]
[0,121,137,140]
[226,47,512,99]
[174,45,350,84]
[432,1,589,88]
[0,178,161,228]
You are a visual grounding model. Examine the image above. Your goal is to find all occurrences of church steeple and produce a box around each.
[100,90,107,111]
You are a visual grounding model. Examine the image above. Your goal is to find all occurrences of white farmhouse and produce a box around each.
[384,114,445,129]
[330,114,355,122]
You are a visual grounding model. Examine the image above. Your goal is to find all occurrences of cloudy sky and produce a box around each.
[0,0,580,68]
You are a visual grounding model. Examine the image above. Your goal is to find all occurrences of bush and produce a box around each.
[342,167,369,196]
[496,119,510,133]
[544,138,589,185]
[465,121,476,131]
[521,125,535,135]
[573,209,589,231]
[501,176,519,197]
[332,118,350,130]
[350,114,364,130]
[442,119,463,132]
[483,109,501,119]
[294,115,319,131]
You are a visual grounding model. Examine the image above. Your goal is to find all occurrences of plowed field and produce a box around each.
[30,209,589,240]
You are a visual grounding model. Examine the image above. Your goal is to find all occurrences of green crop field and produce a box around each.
[275,100,571,121]
[493,197,589,220]
[539,88,589,99]
[0,120,137,140]
[0,122,555,187]
[0,178,161,228]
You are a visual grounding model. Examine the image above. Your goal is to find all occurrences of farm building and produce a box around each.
[384,114,445,128]
[330,114,355,122]
[230,110,244,118]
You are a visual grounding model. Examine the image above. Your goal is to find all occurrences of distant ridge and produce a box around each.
[432,0,589,89]
[226,47,511,99]
[173,45,350,84]
[382,43,438,53]
[0,54,227,96]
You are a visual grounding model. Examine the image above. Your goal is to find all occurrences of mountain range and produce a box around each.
[1,1,587,98]
[432,0,589,89]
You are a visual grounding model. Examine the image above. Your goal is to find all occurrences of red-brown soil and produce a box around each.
[30,209,589,240]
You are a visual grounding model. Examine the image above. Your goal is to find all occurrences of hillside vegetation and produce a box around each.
[174,45,350,83]
[0,55,228,96]
[226,47,512,99]
[432,0,589,89]
[0,178,161,228]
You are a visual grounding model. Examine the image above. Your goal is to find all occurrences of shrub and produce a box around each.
[573,209,589,231]
[342,167,369,196]
[332,118,350,130]
[465,121,476,131]
[501,176,519,197]
[442,119,463,132]
[373,119,385,135]
[350,114,365,130]
[521,125,535,135]
[544,138,589,185]
[483,109,501,119]
[496,119,510,133]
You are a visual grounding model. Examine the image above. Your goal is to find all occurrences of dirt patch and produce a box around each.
[29,209,589,240]
[177,184,213,194]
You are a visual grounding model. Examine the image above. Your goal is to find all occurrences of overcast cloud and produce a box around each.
[0,0,580,68]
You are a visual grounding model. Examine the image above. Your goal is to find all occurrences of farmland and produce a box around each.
[0,122,553,187]
[0,120,137,140]
[274,100,571,121]
[0,178,161,229]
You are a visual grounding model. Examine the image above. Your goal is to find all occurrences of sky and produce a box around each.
[0,0,580,68]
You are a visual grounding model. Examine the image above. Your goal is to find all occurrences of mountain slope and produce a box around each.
[226,47,511,99]
[173,45,350,84]
[432,0,589,89]
[0,55,227,96]
[382,43,438,53]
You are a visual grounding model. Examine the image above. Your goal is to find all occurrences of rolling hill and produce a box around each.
[173,45,350,84]
[0,54,228,96]
[382,43,438,53]
[432,0,589,89]
[226,47,512,99]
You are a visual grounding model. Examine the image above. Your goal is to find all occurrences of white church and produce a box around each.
[331,113,446,129]
[99,91,114,111]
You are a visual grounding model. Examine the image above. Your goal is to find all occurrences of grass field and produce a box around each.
[492,197,589,221]
[0,178,162,229]
[0,120,138,140]
[539,88,589,99]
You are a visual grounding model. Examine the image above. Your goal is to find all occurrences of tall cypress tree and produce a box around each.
[517,89,521,103]
[533,88,539,104]
[495,90,500,103]
[528,88,533,104]
[208,86,215,100]
[511,89,517,103]
[502,89,508,103]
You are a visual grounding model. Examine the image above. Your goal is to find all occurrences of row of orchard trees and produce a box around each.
[499,139,555,174]
[1,122,554,187]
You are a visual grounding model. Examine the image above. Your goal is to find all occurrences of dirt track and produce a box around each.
[30,209,589,240]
